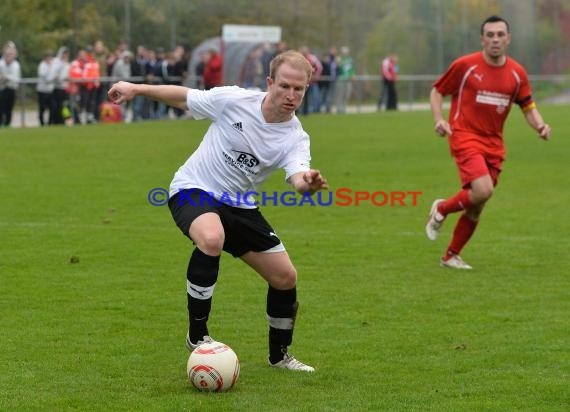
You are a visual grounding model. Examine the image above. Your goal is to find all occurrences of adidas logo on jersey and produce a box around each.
[232,122,243,132]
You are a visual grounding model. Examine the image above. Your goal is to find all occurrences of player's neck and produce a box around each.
[483,52,506,67]
[261,99,293,123]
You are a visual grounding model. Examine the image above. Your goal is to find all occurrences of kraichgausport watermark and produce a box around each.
[147,188,422,207]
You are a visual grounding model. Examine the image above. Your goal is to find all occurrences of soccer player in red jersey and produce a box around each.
[426,15,552,269]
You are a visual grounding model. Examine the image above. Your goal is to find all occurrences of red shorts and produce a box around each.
[454,151,503,188]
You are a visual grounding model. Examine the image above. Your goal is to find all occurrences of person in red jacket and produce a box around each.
[378,53,398,111]
[68,49,88,124]
[425,15,552,270]
[84,46,101,123]
[203,48,222,90]
[68,48,100,124]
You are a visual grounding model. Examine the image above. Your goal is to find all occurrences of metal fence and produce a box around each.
[10,73,570,128]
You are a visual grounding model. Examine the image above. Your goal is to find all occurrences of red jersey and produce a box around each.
[433,51,535,160]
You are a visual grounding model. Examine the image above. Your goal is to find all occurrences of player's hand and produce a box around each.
[303,169,329,193]
[107,81,135,104]
[434,120,452,137]
[537,124,552,140]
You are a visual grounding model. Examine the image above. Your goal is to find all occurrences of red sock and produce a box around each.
[438,189,472,216]
[444,213,479,259]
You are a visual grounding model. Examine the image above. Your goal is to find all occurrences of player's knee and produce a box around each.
[194,231,224,256]
[270,266,298,290]
[471,185,494,204]
[481,186,494,202]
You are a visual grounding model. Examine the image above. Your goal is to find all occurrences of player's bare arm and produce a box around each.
[289,170,329,195]
[108,81,189,111]
[429,87,452,137]
[523,107,552,140]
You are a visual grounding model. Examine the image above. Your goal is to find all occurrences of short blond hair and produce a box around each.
[269,50,312,82]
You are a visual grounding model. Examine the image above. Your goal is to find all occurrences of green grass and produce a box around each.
[1,108,568,411]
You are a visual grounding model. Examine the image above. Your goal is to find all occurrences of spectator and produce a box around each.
[194,50,209,89]
[299,46,322,115]
[112,50,133,80]
[36,50,56,126]
[203,48,223,90]
[111,50,133,120]
[84,45,101,123]
[318,48,337,113]
[173,45,188,87]
[151,47,168,118]
[240,47,264,90]
[273,41,288,58]
[131,45,153,121]
[378,53,398,111]
[335,46,354,114]
[0,42,21,127]
[68,49,86,124]
[107,39,128,77]
[168,46,188,118]
[260,42,274,88]
[93,40,110,122]
[68,48,98,125]
[52,46,71,125]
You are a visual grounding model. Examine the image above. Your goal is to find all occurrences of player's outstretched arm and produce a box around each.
[523,107,552,140]
[289,170,329,196]
[108,81,189,111]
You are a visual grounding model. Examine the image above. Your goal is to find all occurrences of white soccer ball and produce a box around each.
[186,341,240,392]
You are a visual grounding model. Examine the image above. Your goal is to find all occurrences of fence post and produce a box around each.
[19,82,27,128]
[407,79,414,111]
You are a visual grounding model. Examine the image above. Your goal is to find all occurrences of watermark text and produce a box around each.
[147,188,422,207]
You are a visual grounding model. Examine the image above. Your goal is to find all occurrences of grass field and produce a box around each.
[1,107,568,411]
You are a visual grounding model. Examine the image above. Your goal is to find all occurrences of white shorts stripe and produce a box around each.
[262,242,286,253]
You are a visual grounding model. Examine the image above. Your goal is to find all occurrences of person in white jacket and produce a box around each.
[51,47,71,125]
[36,50,57,126]
[0,42,21,127]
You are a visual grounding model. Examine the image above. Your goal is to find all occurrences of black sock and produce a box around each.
[187,248,220,344]
[267,286,298,363]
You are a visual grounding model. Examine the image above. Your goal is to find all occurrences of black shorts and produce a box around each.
[168,189,284,257]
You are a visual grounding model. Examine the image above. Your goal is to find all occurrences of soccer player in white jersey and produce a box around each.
[108,50,328,372]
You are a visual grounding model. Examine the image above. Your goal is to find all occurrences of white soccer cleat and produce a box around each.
[269,353,315,372]
[426,199,446,240]
[440,254,472,270]
[186,332,213,351]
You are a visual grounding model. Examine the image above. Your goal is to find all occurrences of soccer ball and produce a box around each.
[186,341,240,392]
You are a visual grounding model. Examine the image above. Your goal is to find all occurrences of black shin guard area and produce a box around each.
[187,248,220,286]
[188,294,211,338]
[267,286,298,361]
[187,248,220,343]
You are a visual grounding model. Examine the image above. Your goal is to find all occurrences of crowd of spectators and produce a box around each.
[0,39,362,128]
[56,40,190,125]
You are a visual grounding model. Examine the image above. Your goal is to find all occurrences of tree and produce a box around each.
[0,0,567,77]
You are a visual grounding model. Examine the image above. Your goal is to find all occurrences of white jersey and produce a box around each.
[169,86,311,208]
